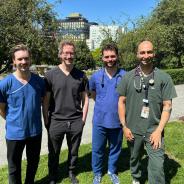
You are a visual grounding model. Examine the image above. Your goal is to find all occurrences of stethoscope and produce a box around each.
[134,66,155,92]
[101,69,122,88]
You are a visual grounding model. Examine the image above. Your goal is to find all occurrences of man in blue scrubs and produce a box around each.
[89,43,126,184]
[0,44,45,184]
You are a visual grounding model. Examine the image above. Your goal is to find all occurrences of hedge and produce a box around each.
[164,68,184,85]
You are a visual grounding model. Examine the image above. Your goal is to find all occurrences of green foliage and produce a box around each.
[118,31,137,70]
[164,68,184,85]
[118,0,184,69]
[0,0,59,65]
[74,41,95,70]
[100,37,115,48]
[91,48,102,68]
[0,122,184,183]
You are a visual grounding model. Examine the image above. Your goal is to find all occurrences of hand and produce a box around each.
[149,129,162,149]
[82,119,85,127]
[123,127,134,141]
[44,122,50,130]
[44,119,50,130]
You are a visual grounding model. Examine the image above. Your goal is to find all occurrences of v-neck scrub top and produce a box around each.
[0,73,45,140]
[89,68,126,128]
[45,67,88,126]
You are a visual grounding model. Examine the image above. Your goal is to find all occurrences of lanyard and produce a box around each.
[134,66,155,105]
[101,68,122,88]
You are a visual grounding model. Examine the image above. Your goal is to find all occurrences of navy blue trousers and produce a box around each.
[92,124,123,175]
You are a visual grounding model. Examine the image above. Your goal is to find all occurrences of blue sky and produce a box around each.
[48,0,160,26]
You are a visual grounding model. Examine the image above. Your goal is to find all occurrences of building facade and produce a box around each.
[87,25,124,50]
[58,13,124,50]
[58,13,97,42]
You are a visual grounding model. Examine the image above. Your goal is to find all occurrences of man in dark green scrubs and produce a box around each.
[117,40,177,184]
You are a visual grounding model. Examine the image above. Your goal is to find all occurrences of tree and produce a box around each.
[0,0,59,65]
[91,48,102,68]
[151,0,184,67]
[117,0,184,69]
[118,31,138,70]
[74,41,95,70]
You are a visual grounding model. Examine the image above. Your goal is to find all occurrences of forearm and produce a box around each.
[42,105,49,125]
[118,96,127,127]
[42,93,50,126]
[89,91,96,101]
[82,92,89,123]
[0,103,6,119]
[156,100,172,133]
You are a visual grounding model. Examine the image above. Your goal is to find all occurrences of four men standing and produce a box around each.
[0,40,177,184]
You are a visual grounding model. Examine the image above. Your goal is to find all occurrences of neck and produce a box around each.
[14,70,31,81]
[139,64,154,75]
[59,63,73,73]
[105,66,118,78]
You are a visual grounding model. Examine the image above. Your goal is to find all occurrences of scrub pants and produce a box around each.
[6,134,42,184]
[128,133,165,184]
[48,119,83,181]
[92,124,123,175]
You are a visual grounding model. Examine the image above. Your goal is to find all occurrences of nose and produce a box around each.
[21,58,27,63]
[144,53,151,59]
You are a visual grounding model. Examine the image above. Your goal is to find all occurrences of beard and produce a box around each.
[14,64,30,72]
[104,60,118,68]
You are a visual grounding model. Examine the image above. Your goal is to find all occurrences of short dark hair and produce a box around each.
[101,43,119,56]
[11,44,31,60]
[58,40,75,57]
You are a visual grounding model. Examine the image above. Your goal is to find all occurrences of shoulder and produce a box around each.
[123,69,135,79]
[73,67,84,76]
[44,66,59,82]
[31,73,45,85]
[118,68,126,76]
[31,72,43,80]
[72,67,88,81]
[155,68,172,81]
[0,74,14,87]
[90,69,103,79]
[46,66,59,76]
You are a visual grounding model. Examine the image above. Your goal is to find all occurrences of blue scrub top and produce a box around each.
[89,68,126,128]
[0,73,45,140]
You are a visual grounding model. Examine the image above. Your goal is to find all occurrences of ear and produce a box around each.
[12,59,16,65]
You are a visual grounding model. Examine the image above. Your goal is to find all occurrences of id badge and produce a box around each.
[141,106,149,119]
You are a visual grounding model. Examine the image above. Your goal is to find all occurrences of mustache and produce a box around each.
[104,60,118,67]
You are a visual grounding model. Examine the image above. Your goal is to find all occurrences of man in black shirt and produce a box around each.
[43,40,89,184]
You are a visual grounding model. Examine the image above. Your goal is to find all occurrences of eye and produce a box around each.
[104,55,116,59]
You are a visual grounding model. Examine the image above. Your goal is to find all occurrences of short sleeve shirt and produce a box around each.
[45,66,88,129]
[0,73,45,140]
[117,68,177,135]
[89,68,126,128]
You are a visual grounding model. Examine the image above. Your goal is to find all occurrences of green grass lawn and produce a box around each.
[0,122,184,184]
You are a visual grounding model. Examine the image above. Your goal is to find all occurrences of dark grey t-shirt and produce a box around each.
[45,66,88,127]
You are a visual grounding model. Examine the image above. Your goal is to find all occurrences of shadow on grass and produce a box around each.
[35,150,93,184]
[35,148,130,184]
[35,148,181,184]
[132,153,181,184]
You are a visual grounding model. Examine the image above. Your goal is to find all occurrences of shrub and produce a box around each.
[164,68,184,85]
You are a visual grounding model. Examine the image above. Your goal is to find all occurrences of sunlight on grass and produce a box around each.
[0,122,184,183]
